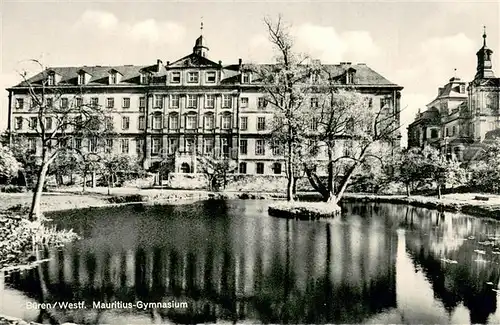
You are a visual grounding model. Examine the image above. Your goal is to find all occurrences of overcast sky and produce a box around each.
[1,0,499,146]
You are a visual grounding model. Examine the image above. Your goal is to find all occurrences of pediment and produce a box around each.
[168,53,220,69]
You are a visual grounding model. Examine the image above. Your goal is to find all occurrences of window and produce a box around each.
[204,138,214,154]
[221,138,230,156]
[30,117,38,130]
[15,117,23,130]
[139,97,146,109]
[110,72,117,84]
[169,115,179,130]
[186,115,197,129]
[204,115,214,129]
[222,115,231,129]
[240,97,249,108]
[168,138,178,154]
[452,125,456,136]
[15,98,24,109]
[311,97,319,108]
[310,117,318,131]
[140,72,150,85]
[76,97,83,107]
[257,117,266,131]
[460,84,465,93]
[242,72,251,83]
[256,139,265,155]
[445,127,449,137]
[105,117,113,131]
[206,71,216,83]
[272,162,282,175]
[46,98,53,108]
[240,117,248,130]
[171,95,180,108]
[123,98,130,109]
[122,116,130,130]
[47,74,55,86]
[206,95,215,108]
[90,97,98,107]
[171,72,181,83]
[88,137,98,153]
[107,98,114,108]
[380,98,391,109]
[121,139,129,154]
[28,138,36,152]
[222,95,232,108]
[151,138,161,155]
[187,95,197,108]
[311,72,319,84]
[256,162,264,175]
[153,115,163,129]
[346,71,354,84]
[431,129,438,138]
[105,139,113,153]
[138,116,145,130]
[45,116,53,130]
[136,139,144,155]
[188,72,199,83]
[74,138,82,150]
[61,98,68,109]
[185,138,194,153]
[78,73,85,85]
[154,95,163,108]
[258,97,267,109]
[239,162,247,174]
[239,139,248,155]
[272,141,283,156]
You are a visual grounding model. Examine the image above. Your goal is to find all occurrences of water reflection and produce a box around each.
[2,201,500,324]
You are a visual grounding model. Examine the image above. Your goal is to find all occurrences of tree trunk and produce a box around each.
[91,171,96,188]
[29,160,50,221]
[326,145,335,202]
[437,184,442,199]
[335,162,361,204]
[286,139,294,202]
[82,172,87,193]
[406,184,411,197]
[304,166,329,200]
[107,174,111,195]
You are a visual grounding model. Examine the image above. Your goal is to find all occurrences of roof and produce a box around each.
[10,57,402,89]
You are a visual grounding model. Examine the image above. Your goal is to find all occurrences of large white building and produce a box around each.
[6,31,402,175]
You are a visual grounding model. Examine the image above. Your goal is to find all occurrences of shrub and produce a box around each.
[0,185,27,193]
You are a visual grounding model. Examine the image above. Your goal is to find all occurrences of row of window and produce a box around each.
[238,162,282,175]
[14,95,269,110]
[14,114,269,132]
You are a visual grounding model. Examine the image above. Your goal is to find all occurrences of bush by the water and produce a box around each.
[107,194,144,204]
[0,185,27,193]
[0,214,79,270]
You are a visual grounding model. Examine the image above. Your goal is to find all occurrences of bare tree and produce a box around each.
[15,60,113,220]
[197,155,237,191]
[251,16,315,202]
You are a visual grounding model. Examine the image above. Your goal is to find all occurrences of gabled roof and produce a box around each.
[11,60,401,88]
[167,53,220,69]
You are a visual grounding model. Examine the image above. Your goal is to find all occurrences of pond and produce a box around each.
[2,200,500,324]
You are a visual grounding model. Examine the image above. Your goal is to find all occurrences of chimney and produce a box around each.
[157,59,162,72]
[238,58,242,67]
[218,60,222,67]
[166,61,170,66]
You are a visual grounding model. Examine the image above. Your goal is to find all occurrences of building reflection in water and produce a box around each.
[4,201,500,324]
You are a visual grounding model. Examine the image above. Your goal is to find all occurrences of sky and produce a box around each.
[1,0,499,147]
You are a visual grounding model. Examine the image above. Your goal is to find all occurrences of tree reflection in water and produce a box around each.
[4,200,500,324]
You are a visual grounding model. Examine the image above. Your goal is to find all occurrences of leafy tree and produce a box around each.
[421,146,466,199]
[78,153,104,192]
[197,156,237,191]
[100,154,141,194]
[14,60,113,219]
[467,138,500,193]
[0,143,21,184]
[397,147,427,196]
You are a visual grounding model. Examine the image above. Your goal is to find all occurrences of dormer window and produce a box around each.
[346,69,355,84]
[47,73,55,86]
[140,72,150,85]
[242,72,251,84]
[460,84,465,93]
[78,72,85,85]
[311,72,319,84]
[109,70,121,84]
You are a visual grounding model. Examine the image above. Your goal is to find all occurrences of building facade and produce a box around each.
[6,32,402,176]
[408,29,500,161]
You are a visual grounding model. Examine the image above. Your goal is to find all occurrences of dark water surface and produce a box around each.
[2,200,500,324]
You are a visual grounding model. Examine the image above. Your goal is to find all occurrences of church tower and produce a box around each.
[475,26,495,79]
